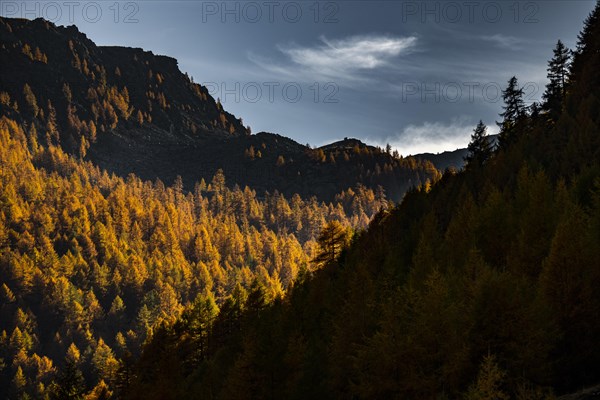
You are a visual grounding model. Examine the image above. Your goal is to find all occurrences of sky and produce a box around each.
[1,0,596,154]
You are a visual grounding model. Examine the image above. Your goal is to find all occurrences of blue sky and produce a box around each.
[2,1,595,154]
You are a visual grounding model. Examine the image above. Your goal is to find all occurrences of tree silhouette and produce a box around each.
[497,76,525,150]
[465,120,493,168]
[313,220,348,267]
[50,359,85,400]
[543,40,572,120]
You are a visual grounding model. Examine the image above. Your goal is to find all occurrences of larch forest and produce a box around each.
[1,2,600,399]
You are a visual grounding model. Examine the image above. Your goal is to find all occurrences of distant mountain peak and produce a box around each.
[320,137,369,150]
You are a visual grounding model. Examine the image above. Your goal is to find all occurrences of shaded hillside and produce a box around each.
[414,135,499,171]
[88,131,440,203]
[125,3,600,399]
[0,17,439,202]
[414,147,468,171]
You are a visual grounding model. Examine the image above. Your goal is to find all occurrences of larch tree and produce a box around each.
[313,220,349,267]
[23,84,39,118]
[465,354,509,400]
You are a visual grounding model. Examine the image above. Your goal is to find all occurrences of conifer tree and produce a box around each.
[45,100,59,144]
[465,354,509,400]
[465,120,493,167]
[23,84,39,118]
[543,40,572,119]
[575,0,600,55]
[313,220,349,267]
[497,76,525,150]
[570,0,600,99]
[11,366,27,398]
[51,356,85,400]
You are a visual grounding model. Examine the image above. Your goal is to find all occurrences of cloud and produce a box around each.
[249,34,417,84]
[380,117,499,155]
[481,34,524,49]
[283,35,417,71]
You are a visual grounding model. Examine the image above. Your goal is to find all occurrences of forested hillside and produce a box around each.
[124,3,600,399]
[0,115,396,398]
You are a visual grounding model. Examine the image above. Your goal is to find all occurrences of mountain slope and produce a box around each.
[0,17,247,141]
[0,16,439,202]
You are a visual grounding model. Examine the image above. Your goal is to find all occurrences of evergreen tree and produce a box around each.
[184,292,218,363]
[570,1,600,100]
[575,0,600,55]
[22,84,39,118]
[543,40,572,119]
[465,354,509,400]
[465,120,493,167]
[50,359,85,400]
[497,76,525,150]
[11,366,27,398]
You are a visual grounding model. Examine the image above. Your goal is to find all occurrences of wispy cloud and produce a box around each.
[481,34,524,50]
[283,35,417,71]
[249,34,418,84]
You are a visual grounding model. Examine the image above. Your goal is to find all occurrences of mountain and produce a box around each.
[0,17,247,139]
[414,135,499,171]
[0,16,439,203]
[414,147,468,171]
[124,3,600,399]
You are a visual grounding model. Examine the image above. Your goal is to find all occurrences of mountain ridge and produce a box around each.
[0,16,441,202]
[413,135,499,171]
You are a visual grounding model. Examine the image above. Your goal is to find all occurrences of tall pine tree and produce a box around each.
[465,120,493,168]
[565,0,600,165]
[570,0,600,97]
[543,40,571,120]
[497,76,525,150]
